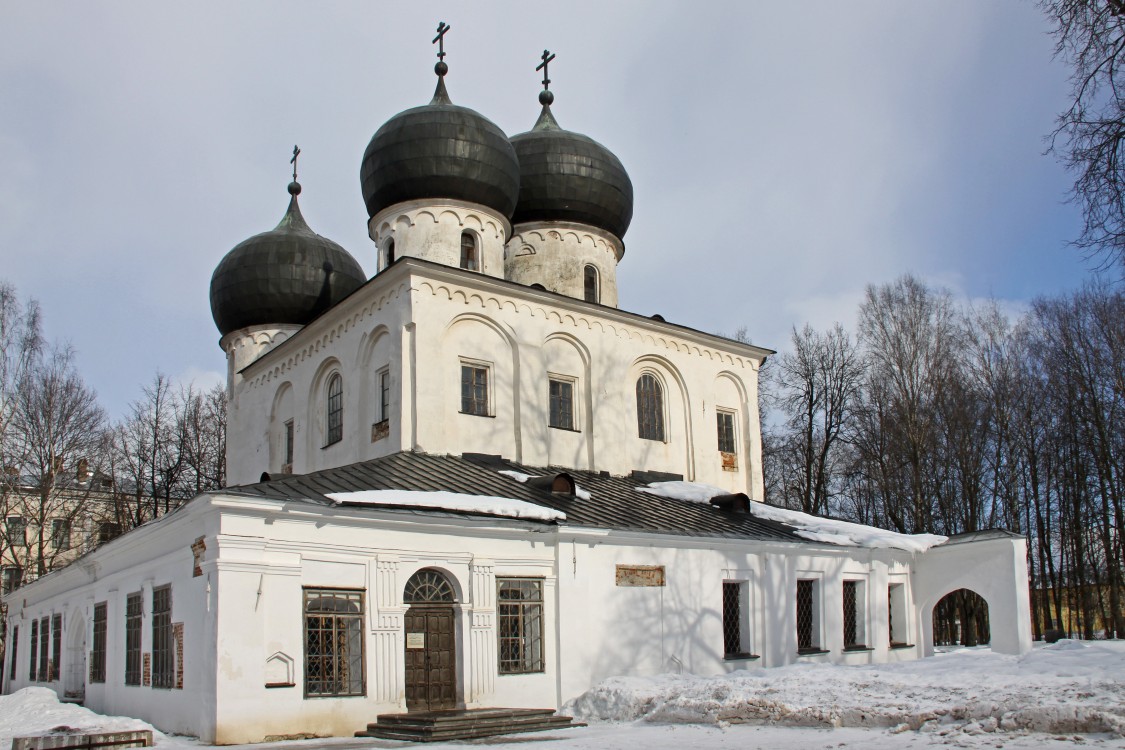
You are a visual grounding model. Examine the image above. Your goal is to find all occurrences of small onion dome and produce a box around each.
[210,181,366,337]
[360,77,520,219]
[509,94,634,241]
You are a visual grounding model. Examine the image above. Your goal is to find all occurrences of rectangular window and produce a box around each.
[378,369,390,423]
[1,565,21,595]
[98,522,122,546]
[152,585,173,689]
[497,578,544,674]
[51,614,61,681]
[460,364,490,416]
[284,420,294,467]
[717,411,736,453]
[6,516,26,547]
[29,620,37,681]
[125,592,142,686]
[548,377,575,430]
[8,625,17,682]
[38,617,49,682]
[91,603,107,683]
[51,519,71,551]
[304,588,365,697]
[843,580,868,649]
[722,581,752,658]
[796,579,822,654]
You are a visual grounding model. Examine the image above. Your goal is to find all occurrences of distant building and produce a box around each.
[2,34,1032,743]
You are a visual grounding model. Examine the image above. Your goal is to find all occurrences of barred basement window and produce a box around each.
[796,579,819,654]
[38,616,49,682]
[8,625,17,682]
[51,614,61,681]
[497,578,543,674]
[722,581,748,658]
[91,603,107,683]
[152,585,173,689]
[304,588,365,697]
[636,373,665,441]
[125,592,142,685]
[548,377,575,430]
[325,373,343,446]
[29,620,37,681]
[460,364,489,416]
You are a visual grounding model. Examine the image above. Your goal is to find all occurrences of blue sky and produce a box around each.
[0,2,1095,420]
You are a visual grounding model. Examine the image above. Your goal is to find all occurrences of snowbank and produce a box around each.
[498,470,592,500]
[0,688,173,747]
[566,641,1125,737]
[639,481,947,552]
[325,489,565,522]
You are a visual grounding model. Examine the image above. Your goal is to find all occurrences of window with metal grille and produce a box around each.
[843,580,863,649]
[636,374,665,441]
[304,588,365,697]
[378,369,390,423]
[460,232,478,271]
[717,411,736,453]
[404,569,456,603]
[796,579,818,653]
[51,519,71,550]
[2,565,21,595]
[50,614,61,681]
[284,420,294,466]
[6,516,26,547]
[325,373,343,446]
[8,625,17,682]
[152,585,173,688]
[38,617,49,682]
[548,378,574,430]
[498,578,543,674]
[460,364,489,416]
[28,620,37,681]
[583,265,599,303]
[91,603,107,683]
[722,581,746,657]
[125,592,142,685]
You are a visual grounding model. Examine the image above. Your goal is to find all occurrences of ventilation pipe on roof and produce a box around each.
[709,493,751,513]
[527,473,576,496]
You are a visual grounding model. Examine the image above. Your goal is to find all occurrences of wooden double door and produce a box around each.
[404,605,457,711]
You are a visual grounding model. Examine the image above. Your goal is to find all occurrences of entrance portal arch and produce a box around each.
[403,568,459,711]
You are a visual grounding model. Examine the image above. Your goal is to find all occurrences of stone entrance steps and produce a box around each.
[356,708,584,742]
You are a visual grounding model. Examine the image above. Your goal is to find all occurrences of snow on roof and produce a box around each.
[324,489,566,522]
[639,481,947,553]
[499,469,593,500]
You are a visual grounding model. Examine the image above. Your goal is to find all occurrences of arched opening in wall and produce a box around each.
[583,264,599,303]
[932,589,990,647]
[460,232,478,272]
[380,238,395,271]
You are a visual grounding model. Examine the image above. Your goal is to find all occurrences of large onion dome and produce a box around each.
[210,181,366,337]
[360,74,520,219]
[509,91,633,241]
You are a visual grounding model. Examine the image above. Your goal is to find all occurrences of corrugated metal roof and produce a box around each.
[223,451,803,543]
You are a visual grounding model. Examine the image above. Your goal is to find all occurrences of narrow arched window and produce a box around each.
[583,265,599,303]
[381,239,395,271]
[636,373,665,441]
[326,373,343,446]
[460,232,478,271]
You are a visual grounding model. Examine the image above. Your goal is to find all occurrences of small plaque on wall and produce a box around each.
[406,632,425,649]
[616,565,666,587]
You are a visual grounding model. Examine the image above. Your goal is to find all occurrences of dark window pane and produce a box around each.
[717,411,736,453]
[843,581,859,648]
[460,233,478,271]
[797,579,815,652]
[548,379,574,430]
[497,578,544,674]
[152,585,174,688]
[304,588,365,697]
[125,592,142,685]
[326,374,343,445]
[636,374,665,441]
[583,265,599,303]
[91,603,107,683]
[722,582,742,656]
[460,366,489,416]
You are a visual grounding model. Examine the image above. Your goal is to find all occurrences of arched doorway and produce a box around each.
[403,569,458,711]
[65,612,86,700]
[932,589,990,647]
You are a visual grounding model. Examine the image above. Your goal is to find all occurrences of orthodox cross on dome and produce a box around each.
[433,22,450,70]
[537,49,556,106]
[290,145,301,182]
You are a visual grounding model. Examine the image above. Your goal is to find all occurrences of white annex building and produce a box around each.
[3,36,1033,744]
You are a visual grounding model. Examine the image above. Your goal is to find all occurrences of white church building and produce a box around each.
[3,34,1032,744]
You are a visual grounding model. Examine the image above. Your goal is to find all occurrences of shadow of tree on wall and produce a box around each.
[933,588,990,647]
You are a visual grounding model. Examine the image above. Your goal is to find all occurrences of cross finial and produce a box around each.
[433,22,450,62]
[536,49,556,92]
[290,145,301,182]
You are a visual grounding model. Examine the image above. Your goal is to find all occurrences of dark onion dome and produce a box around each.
[509,93,634,241]
[210,181,366,337]
[360,77,520,219]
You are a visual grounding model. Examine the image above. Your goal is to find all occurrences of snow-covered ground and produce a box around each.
[3,641,1123,749]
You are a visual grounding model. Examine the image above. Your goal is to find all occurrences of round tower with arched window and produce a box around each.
[504,57,633,307]
[361,32,519,279]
